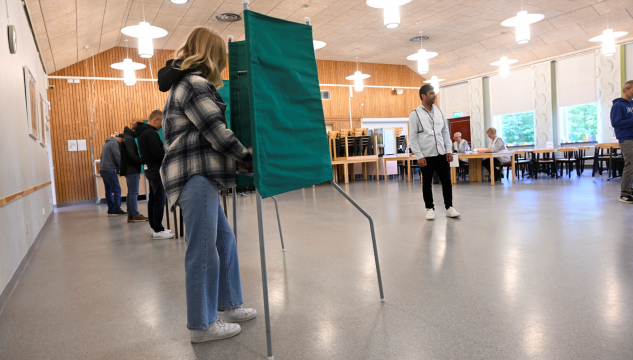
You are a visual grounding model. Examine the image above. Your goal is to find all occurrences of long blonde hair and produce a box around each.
[174,27,226,89]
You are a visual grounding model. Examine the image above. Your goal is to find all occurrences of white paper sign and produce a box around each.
[68,140,77,151]
[450,154,460,167]
[77,139,87,151]
[546,141,554,149]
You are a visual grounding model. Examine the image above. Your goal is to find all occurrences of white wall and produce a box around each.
[0,1,53,295]
[626,43,633,81]
[439,83,469,118]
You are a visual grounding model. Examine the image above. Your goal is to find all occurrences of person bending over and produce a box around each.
[158,26,256,343]
[611,80,633,204]
[135,110,174,239]
[479,127,511,182]
[409,84,460,220]
[99,134,126,217]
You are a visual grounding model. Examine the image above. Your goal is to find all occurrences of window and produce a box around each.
[559,103,598,143]
[494,111,535,146]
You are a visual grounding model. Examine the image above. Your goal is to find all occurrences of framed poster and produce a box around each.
[39,93,46,146]
[23,66,39,140]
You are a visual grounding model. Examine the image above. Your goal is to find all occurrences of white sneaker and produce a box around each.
[446,207,460,218]
[425,209,435,220]
[239,192,247,197]
[190,320,241,343]
[153,230,175,239]
[151,229,172,237]
[217,306,257,322]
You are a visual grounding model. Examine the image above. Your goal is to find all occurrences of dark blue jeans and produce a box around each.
[101,170,122,213]
[125,174,141,217]
[145,169,166,232]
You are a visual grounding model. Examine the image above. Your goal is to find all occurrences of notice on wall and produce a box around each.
[68,140,77,152]
[77,139,87,151]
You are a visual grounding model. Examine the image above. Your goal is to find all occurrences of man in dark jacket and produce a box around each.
[136,110,174,239]
[611,80,633,204]
[120,124,149,222]
[99,135,126,216]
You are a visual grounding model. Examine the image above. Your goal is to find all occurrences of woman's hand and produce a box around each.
[237,162,253,171]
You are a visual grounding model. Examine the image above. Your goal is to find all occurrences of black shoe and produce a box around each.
[619,195,633,204]
[108,210,128,217]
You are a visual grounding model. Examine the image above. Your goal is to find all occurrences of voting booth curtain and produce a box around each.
[229,10,333,198]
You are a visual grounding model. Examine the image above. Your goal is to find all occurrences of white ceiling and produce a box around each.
[26,0,633,83]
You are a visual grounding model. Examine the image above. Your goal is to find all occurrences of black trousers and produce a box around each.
[420,155,453,210]
[482,158,501,181]
[145,168,166,232]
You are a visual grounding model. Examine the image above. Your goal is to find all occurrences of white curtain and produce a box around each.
[489,67,533,116]
[556,53,596,107]
[439,83,469,118]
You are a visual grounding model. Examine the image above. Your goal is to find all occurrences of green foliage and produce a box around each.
[567,103,597,142]
[500,112,535,145]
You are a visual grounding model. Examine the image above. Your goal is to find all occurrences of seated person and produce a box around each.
[453,132,470,163]
[479,127,511,181]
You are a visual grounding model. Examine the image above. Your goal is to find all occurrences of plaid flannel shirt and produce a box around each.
[160,72,251,211]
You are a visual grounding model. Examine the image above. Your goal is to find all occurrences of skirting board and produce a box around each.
[0,212,53,316]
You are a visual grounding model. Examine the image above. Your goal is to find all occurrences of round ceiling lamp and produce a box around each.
[490,56,518,78]
[121,22,168,58]
[346,54,370,92]
[501,10,544,44]
[366,0,412,29]
[424,75,445,91]
[407,50,438,75]
[313,40,327,50]
[588,10,628,56]
[111,41,146,86]
[169,0,188,3]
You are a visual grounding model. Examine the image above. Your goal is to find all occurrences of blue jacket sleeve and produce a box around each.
[611,102,633,129]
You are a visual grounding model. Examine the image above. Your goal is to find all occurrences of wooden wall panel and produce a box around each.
[49,48,425,203]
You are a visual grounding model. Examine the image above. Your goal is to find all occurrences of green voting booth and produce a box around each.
[228,7,384,359]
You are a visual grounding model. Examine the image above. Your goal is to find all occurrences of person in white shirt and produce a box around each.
[478,127,510,182]
[409,84,460,220]
[453,132,470,163]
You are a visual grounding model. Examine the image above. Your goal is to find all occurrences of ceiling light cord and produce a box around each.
[142,0,146,23]
[148,59,159,109]
[4,0,9,23]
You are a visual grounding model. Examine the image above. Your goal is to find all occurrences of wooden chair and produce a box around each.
[556,148,578,178]
[577,146,594,175]
[532,149,558,179]
[514,150,532,179]
[592,143,620,177]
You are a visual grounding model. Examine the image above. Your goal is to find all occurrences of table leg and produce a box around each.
[490,155,495,186]
[383,159,388,181]
[451,167,457,184]
[344,163,349,184]
[407,159,412,182]
[363,162,368,181]
[512,156,516,183]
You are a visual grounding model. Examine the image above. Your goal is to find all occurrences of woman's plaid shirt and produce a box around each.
[160,72,250,211]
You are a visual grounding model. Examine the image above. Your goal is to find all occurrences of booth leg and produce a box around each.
[271,196,285,251]
[256,190,274,359]
[232,187,237,241]
[330,180,385,302]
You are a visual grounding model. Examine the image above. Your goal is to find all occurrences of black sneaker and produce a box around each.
[108,210,128,217]
[619,195,633,204]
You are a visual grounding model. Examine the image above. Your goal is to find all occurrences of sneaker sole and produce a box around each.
[129,219,149,222]
[153,234,175,239]
[426,217,435,220]
[446,214,461,218]
[190,328,241,343]
[619,199,633,204]
[217,313,257,323]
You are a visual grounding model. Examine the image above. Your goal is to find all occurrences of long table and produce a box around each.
[452,152,516,186]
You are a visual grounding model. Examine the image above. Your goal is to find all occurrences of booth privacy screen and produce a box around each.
[229,10,332,198]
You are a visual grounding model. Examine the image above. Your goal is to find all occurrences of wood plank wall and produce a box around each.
[48,47,424,203]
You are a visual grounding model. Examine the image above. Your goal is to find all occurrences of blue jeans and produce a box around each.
[177,175,243,330]
[101,170,122,213]
[125,174,141,217]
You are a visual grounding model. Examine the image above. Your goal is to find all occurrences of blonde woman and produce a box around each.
[158,27,256,343]
[479,127,511,181]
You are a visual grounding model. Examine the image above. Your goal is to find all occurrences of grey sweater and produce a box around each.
[100,138,121,172]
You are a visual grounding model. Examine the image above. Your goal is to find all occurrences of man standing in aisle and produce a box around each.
[99,134,127,217]
[611,80,633,204]
[136,110,174,239]
[409,84,460,220]
[121,124,149,222]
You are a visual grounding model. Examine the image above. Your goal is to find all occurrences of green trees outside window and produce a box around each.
[566,103,598,142]
[500,111,535,145]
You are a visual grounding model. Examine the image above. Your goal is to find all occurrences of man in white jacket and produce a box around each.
[409,85,460,220]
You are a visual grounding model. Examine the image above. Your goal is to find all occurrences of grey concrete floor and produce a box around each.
[1,175,633,360]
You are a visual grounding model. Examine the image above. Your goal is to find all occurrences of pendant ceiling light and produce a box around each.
[407,31,437,75]
[111,40,146,86]
[366,0,413,29]
[424,76,445,91]
[589,10,628,56]
[121,0,168,58]
[501,0,544,44]
[304,6,326,50]
[346,55,370,92]
[490,33,518,78]
[169,0,188,3]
